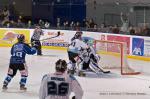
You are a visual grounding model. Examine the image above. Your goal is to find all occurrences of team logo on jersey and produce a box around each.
[2,31,18,43]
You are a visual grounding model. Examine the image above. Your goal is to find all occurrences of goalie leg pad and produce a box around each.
[90,59,110,74]
[90,54,100,63]
[89,62,100,74]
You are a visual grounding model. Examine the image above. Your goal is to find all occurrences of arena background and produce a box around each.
[0,1,150,99]
[1,0,150,26]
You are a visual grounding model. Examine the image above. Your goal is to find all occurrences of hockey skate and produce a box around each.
[2,85,8,91]
[67,69,76,75]
[78,71,86,77]
[20,85,27,91]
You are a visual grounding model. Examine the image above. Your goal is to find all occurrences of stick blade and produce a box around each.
[103,71,111,73]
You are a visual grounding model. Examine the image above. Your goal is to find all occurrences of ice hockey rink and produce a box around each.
[0,47,150,99]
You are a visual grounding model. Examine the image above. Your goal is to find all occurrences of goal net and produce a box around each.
[94,40,140,75]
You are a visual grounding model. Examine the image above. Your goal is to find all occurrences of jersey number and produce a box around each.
[13,52,23,58]
[47,81,69,96]
[71,42,76,47]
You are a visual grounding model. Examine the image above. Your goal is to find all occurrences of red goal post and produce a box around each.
[94,40,140,75]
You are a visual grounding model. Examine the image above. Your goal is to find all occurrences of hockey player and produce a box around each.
[2,34,36,90]
[39,59,83,99]
[67,31,89,74]
[78,39,110,76]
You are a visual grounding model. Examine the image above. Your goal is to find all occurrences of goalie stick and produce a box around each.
[90,59,110,74]
[97,65,110,73]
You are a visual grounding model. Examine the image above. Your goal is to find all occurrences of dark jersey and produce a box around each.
[10,42,36,64]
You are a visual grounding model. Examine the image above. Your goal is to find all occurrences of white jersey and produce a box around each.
[79,46,97,63]
[39,72,83,99]
[68,39,88,54]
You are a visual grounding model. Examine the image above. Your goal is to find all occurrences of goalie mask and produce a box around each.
[55,59,67,72]
[71,31,83,41]
[75,31,83,39]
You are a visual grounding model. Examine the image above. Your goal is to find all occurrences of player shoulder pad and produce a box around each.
[42,74,48,81]
[14,42,22,46]
[69,75,76,80]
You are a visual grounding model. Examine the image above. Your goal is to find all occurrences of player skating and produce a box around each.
[67,31,89,75]
[39,59,83,99]
[2,34,36,91]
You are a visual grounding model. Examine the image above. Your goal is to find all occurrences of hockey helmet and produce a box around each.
[55,59,67,72]
[84,38,89,43]
[17,34,25,42]
[82,37,94,46]
[74,31,83,39]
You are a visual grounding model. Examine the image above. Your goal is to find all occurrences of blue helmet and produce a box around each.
[17,34,25,42]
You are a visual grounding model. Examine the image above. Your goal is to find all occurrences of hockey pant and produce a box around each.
[67,51,79,71]
[89,53,104,73]
[31,39,42,55]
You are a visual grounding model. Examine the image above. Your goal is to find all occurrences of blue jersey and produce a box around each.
[10,42,36,64]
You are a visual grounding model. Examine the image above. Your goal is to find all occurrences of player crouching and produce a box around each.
[2,34,36,91]
[77,39,110,76]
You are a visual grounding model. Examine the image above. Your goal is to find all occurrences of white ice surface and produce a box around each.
[0,47,150,99]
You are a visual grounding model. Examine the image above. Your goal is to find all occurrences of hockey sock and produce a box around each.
[20,75,27,86]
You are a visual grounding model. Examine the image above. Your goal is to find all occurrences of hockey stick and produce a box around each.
[29,31,61,44]
[97,66,110,73]
[90,59,110,74]
[39,31,60,41]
